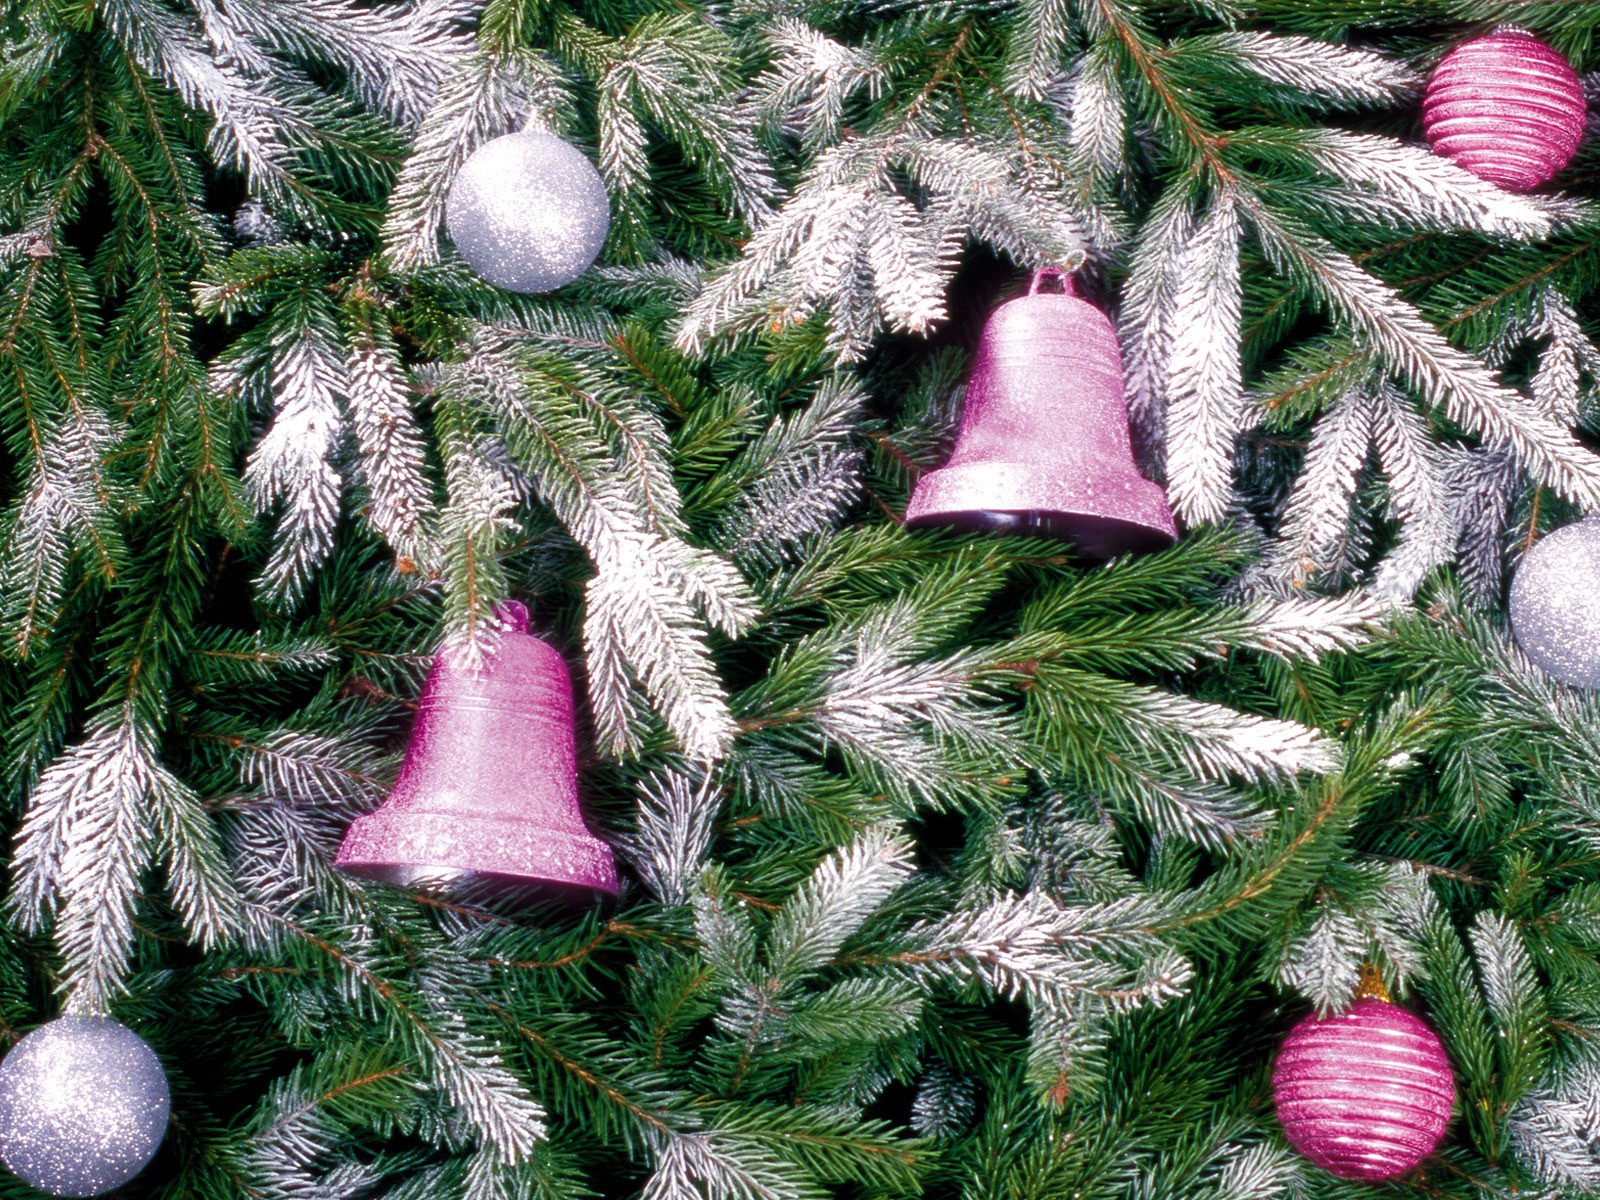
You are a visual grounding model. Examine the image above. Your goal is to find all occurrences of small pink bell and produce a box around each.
[335,601,619,897]
[905,268,1177,561]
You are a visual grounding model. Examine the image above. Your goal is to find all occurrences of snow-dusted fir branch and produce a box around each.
[1512,1047,1600,1191]
[1063,42,1127,184]
[1474,620,1600,772]
[1471,910,1540,1035]
[1517,286,1600,425]
[760,830,914,983]
[1278,907,1369,1016]
[433,418,521,656]
[910,1063,977,1138]
[644,1132,801,1200]
[443,333,757,759]
[417,987,549,1163]
[278,917,547,1164]
[1056,670,1337,781]
[793,598,1026,808]
[1118,184,1197,454]
[718,376,865,566]
[1164,191,1245,525]
[242,1064,395,1196]
[1275,863,1430,1014]
[245,326,348,607]
[568,12,776,227]
[817,644,1022,798]
[583,538,753,761]
[103,0,302,199]
[1248,128,1568,239]
[618,769,722,906]
[10,723,237,1009]
[345,316,437,565]
[1168,32,1419,106]
[902,892,1190,1013]
[1369,385,1458,603]
[236,728,390,811]
[1453,449,1518,605]
[692,831,921,1076]
[1267,387,1376,588]
[1005,0,1078,99]
[225,722,398,946]
[0,405,122,657]
[1233,593,1379,659]
[678,131,1084,361]
[1211,1144,1303,1200]
[197,0,467,127]
[745,20,889,150]
[1247,204,1600,509]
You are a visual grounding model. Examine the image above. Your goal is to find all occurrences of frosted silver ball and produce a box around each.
[0,1017,170,1197]
[1509,517,1600,688]
[445,131,610,294]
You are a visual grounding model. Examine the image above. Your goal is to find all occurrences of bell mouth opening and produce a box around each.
[338,860,617,907]
[917,509,1177,563]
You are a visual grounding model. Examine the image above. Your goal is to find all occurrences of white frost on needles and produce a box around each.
[245,330,347,607]
[1164,192,1246,526]
[1184,31,1419,105]
[10,724,237,1010]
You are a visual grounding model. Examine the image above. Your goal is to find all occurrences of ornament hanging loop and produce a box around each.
[496,598,531,634]
[1029,266,1076,296]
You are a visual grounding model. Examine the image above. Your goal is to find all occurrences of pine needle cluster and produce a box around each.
[0,1,1597,1198]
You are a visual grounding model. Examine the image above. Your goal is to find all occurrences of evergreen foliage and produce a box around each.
[0,1,1596,1198]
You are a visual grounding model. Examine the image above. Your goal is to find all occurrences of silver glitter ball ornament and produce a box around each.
[1509,516,1600,688]
[0,1016,170,1197]
[445,131,610,294]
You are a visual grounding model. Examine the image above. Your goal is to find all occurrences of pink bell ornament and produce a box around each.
[336,601,619,897]
[1423,28,1586,192]
[904,268,1177,562]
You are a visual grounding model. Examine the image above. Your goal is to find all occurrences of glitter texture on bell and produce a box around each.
[1423,28,1586,192]
[336,601,619,897]
[904,268,1177,562]
[1272,973,1454,1182]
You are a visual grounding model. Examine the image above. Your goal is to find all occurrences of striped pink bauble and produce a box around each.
[1423,28,1586,192]
[1272,998,1455,1182]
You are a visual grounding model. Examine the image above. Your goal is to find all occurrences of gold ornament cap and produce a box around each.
[1355,963,1391,1003]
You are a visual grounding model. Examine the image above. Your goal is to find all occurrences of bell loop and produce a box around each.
[1029,267,1075,296]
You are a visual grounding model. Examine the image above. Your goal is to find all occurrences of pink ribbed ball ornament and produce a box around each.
[1422,28,1586,192]
[1272,986,1455,1182]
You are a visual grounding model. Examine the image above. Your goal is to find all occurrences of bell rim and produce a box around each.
[335,808,621,897]
[334,860,620,903]
[904,459,1177,561]
[905,506,1178,562]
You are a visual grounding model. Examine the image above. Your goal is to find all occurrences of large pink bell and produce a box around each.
[905,268,1177,561]
[335,601,619,897]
